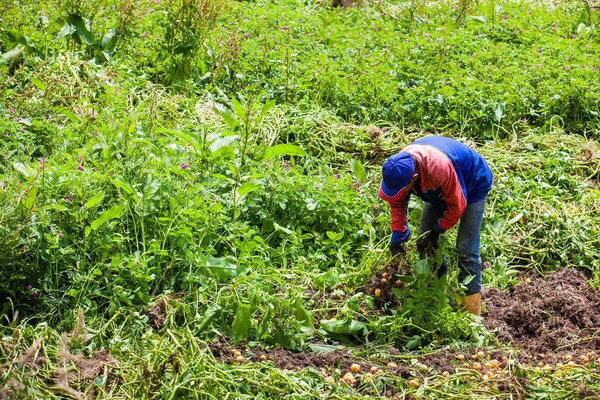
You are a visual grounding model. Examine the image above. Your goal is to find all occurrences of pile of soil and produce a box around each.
[364,258,411,307]
[147,296,182,330]
[483,268,600,360]
[75,349,118,380]
[147,299,168,330]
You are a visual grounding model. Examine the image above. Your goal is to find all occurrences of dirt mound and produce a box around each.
[75,349,118,381]
[483,268,600,355]
[364,258,411,307]
[148,299,168,330]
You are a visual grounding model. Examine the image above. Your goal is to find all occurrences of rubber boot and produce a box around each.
[462,292,481,316]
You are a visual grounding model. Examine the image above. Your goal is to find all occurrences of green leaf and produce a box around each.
[90,204,125,230]
[308,343,345,353]
[305,198,317,211]
[256,307,271,338]
[53,106,80,123]
[494,102,506,122]
[414,259,431,278]
[196,305,221,332]
[0,45,24,65]
[237,181,260,197]
[507,213,524,225]
[67,14,95,45]
[25,186,38,211]
[56,23,76,40]
[274,326,296,349]
[406,335,421,349]
[273,222,292,235]
[470,15,487,23]
[320,318,368,335]
[13,162,35,178]
[257,100,276,123]
[204,256,237,281]
[326,231,344,241]
[157,128,201,151]
[262,144,306,161]
[294,298,313,328]
[231,97,247,120]
[101,28,117,54]
[349,158,367,183]
[30,78,47,91]
[346,293,362,311]
[232,304,252,343]
[85,191,105,209]
[111,178,136,197]
[209,135,239,156]
[213,103,239,130]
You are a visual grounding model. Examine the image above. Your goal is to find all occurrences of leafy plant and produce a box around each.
[159,0,229,84]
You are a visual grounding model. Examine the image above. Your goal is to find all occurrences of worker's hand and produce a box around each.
[416,230,440,256]
[389,242,406,257]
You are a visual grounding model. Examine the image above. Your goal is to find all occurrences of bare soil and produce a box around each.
[208,340,412,378]
[483,267,600,358]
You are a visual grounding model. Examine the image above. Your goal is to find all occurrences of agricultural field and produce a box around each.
[1,0,600,398]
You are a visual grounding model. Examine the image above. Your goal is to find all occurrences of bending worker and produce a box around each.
[378,135,492,316]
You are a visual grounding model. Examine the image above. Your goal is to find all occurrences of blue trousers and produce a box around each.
[417,198,486,295]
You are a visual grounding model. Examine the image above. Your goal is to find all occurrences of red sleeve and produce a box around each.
[378,187,410,234]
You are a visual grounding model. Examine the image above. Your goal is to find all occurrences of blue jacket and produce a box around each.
[379,136,493,242]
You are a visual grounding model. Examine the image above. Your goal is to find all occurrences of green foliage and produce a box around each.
[158,0,230,84]
[1,0,600,397]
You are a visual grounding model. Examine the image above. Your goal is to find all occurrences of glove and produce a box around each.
[416,230,440,256]
[389,242,406,257]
